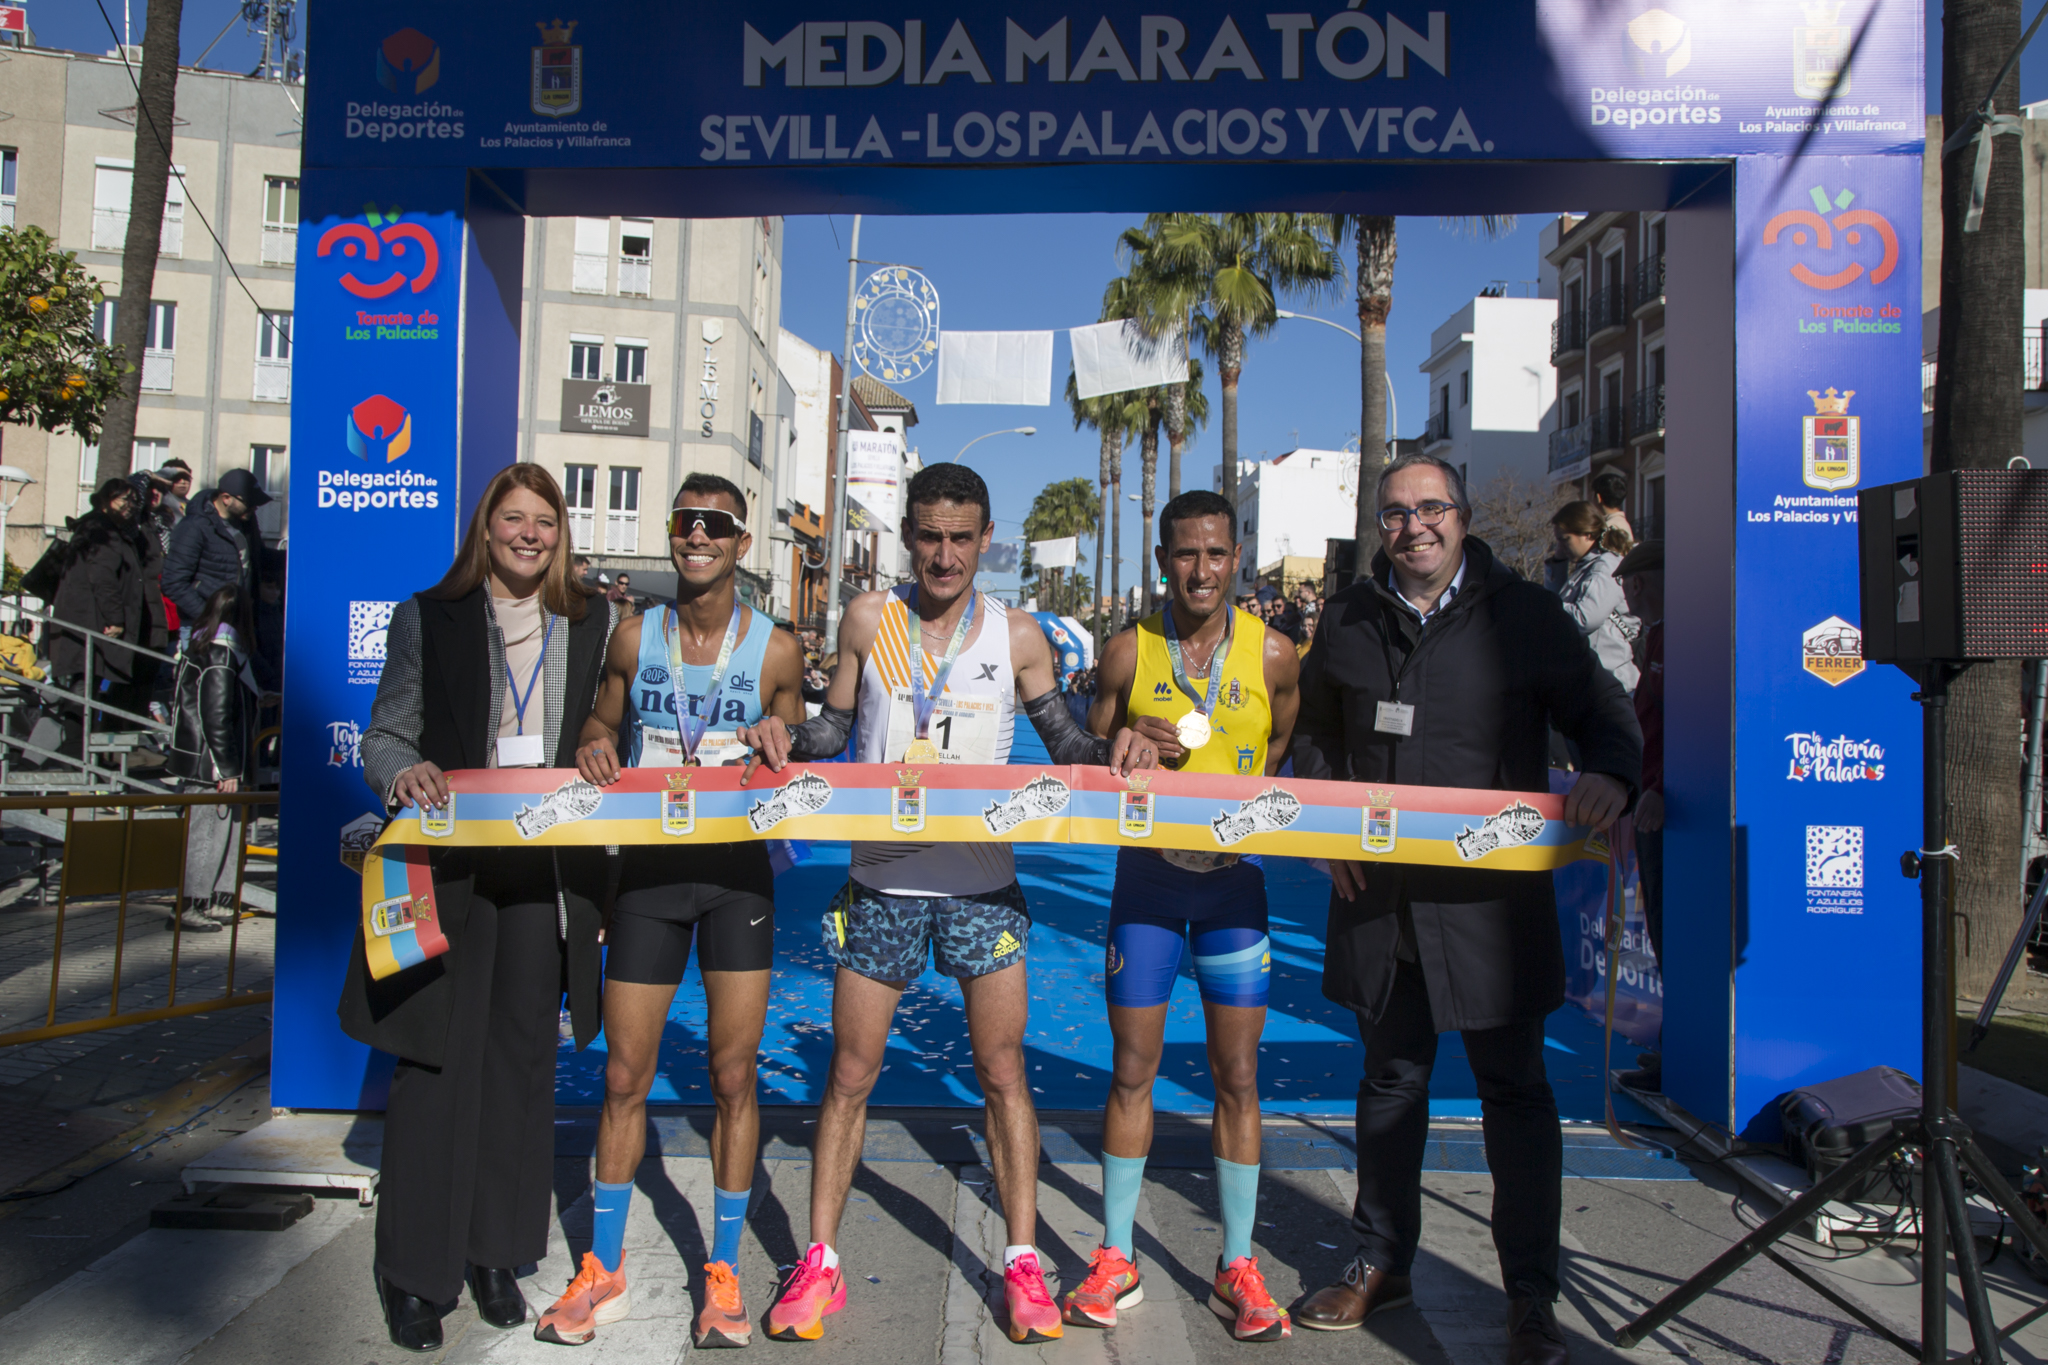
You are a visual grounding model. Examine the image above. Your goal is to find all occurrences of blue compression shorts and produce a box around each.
[1104,847,1271,1009]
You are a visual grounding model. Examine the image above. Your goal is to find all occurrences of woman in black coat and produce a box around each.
[341,463,614,1353]
[165,584,256,934]
[50,479,148,730]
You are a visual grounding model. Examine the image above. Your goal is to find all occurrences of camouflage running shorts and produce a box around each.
[824,879,1032,983]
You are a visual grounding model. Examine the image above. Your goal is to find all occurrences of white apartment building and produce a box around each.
[3,45,302,571]
[1226,448,1359,594]
[1417,294,1559,493]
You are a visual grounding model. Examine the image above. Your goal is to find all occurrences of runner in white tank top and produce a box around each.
[731,465,1157,1344]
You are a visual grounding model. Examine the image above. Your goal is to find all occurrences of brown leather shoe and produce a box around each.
[1506,1297,1569,1365]
[1293,1254,1414,1332]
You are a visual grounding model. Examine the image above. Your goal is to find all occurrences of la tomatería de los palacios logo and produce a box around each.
[1785,730,1884,782]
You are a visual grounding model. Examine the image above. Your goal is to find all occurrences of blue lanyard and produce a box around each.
[507,614,555,735]
[905,586,976,738]
[1162,604,1230,715]
[666,600,744,763]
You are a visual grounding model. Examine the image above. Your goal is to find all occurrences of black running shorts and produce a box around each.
[601,843,775,986]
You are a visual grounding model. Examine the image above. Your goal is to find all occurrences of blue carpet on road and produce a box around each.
[556,841,1657,1127]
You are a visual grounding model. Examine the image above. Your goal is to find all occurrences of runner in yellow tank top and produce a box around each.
[1070,491,1301,1342]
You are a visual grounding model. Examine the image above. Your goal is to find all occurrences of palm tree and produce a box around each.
[1096,273,1204,617]
[1022,476,1099,617]
[1066,375,1140,653]
[1330,215,1515,574]
[1127,213,1342,505]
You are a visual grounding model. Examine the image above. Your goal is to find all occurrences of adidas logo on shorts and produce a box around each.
[991,930,1021,959]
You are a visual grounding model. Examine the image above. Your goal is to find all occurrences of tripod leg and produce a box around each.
[1614,1129,1908,1349]
[1956,1135,2048,1268]
[1931,1137,2006,1365]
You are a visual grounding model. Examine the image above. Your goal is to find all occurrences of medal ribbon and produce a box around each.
[1163,605,1231,717]
[665,599,744,763]
[905,587,976,739]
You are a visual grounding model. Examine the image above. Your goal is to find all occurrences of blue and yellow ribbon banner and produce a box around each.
[359,765,1598,980]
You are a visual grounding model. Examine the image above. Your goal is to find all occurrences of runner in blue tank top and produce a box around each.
[542,474,805,1350]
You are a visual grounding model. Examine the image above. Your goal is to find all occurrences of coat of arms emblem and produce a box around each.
[1118,773,1154,839]
[1802,387,1859,492]
[1362,790,1399,855]
[1793,2,1851,100]
[532,19,582,119]
[892,770,926,834]
[661,772,695,837]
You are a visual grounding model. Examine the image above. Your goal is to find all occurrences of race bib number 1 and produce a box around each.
[886,689,999,764]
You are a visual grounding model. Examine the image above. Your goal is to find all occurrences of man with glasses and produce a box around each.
[734,462,1155,1346]
[539,473,805,1350]
[1289,453,1639,1365]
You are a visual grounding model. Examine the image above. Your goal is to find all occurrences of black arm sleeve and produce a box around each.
[787,703,854,760]
[1023,689,1111,766]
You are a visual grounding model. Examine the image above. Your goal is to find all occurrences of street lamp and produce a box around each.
[951,426,1036,461]
[1274,309,1398,441]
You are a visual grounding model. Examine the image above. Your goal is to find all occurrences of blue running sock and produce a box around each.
[711,1186,750,1267]
[1215,1157,1259,1267]
[1100,1153,1147,1261]
[592,1180,634,1273]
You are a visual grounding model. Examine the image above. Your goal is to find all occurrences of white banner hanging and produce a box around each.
[1069,319,1187,400]
[1028,535,1078,569]
[936,330,1055,406]
[846,431,902,527]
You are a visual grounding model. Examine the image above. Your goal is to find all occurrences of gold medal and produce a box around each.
[1176,711,1212,749]
[903,738,940,762]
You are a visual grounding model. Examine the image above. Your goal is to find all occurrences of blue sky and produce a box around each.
[31,2,2035,594]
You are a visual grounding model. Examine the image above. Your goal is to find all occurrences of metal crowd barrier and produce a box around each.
[0,599,181,794]
[0,790,273,1048]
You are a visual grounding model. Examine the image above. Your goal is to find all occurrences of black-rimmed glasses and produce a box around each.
[1377,501,1457,532]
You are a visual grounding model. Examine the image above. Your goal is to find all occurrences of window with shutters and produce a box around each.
[92,160,183,256]
[606,467,639,553]
[254,311,292,401]
[572,217,609,294]
[564,463,598,551]
[262,177,299,265]
[618,218,652,297]
[141,301,175,392]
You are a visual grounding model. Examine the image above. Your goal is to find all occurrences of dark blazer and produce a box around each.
[337,585,614,1067]
[1292,535,1642,1032]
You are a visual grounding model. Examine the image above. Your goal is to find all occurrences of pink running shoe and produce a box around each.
[1061,1245,1143,1328]
[1210,1255,1291,1342]
[1005,1251,1064,1344]
[766,1244,845,1342]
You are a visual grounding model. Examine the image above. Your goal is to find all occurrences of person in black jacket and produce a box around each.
[165,584,257,934]
[1289,454,1640,1365]
[162,468,268,649]
[342,463,614,1353]
[50,479,150,742]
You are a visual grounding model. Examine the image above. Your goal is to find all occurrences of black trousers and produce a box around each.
[376,857,563,1303]
[1636,826,1664,968]
[1349,956,1563,1302]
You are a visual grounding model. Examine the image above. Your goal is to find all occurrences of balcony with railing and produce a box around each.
[1550,309,1588,362]
[572,252,607,294]
[618,254,651,297]
[1588,405,1625,457]
[1587,285,1628,343]
[1634,254,1665,316]
[1628,383,1665,442]
[261,224,297,266]
[0,198,14,229]
[140,349,173,392]
[253,357,290,402]
[1549,420,1591,479]
[1921,326,2048,414]
[1424,407,1452,447]
[93,204,182,257]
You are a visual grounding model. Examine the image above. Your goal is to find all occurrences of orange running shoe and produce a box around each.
[534,1251,631,1346]
[765,1244,845,1342]
[694,1260,750,1349]
[1210,1255,1291,1342]
[1004,1251,1064,1344]
[1061,1245,1144,1328]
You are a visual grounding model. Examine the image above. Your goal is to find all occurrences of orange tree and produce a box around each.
[0,226,124,444]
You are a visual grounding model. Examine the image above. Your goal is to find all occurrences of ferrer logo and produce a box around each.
[377,29,441,96]
[1801,615,1865,685]
[1786,731,1884,782]
[1763,186,1898,291]
[316,216,441,300]
[348,395,413,464]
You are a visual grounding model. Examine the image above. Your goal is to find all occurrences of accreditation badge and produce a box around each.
[1362,790,1399,855]
[419,796,455,839]
[661,773,695,837]
[892,769,927,834]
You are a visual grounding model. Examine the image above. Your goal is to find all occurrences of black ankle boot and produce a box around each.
[467,1265,528,1328]
[379,1276,444,1352]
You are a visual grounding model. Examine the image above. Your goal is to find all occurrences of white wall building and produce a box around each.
[1227,448,1359,594]
[1418,295,1559,493]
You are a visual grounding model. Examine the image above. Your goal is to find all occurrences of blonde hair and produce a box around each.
[426,463,593,620]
